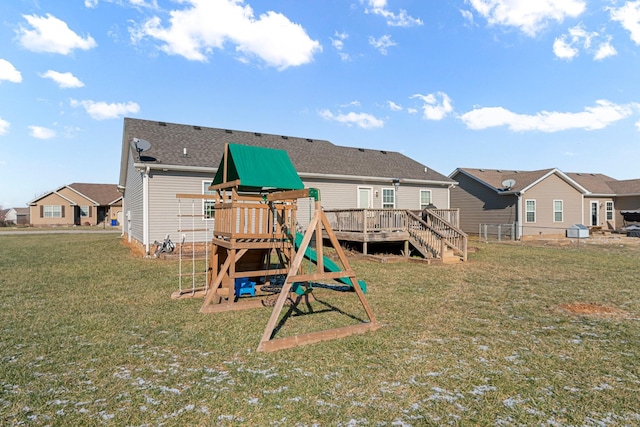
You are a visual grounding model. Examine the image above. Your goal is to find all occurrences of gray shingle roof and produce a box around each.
[122,118,454,184]
[68,183,122,205]
[455,168,556,192]
[607,178,640,195]
[565,173,617,194]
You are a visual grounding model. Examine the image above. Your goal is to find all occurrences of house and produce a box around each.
[15,207,29,225]
[0,208,17,225]
[450,168,640,239]
[28,183,123,227]
[118,118,456,254]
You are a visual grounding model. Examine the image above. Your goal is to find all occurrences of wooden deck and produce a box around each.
[324,208,467,261]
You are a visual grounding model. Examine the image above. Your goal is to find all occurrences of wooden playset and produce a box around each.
[173,143,380,352]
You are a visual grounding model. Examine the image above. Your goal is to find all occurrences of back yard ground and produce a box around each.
[0,234,639,426]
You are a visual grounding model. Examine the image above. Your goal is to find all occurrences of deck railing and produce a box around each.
[214,202,295,240]
[324,208,467,261]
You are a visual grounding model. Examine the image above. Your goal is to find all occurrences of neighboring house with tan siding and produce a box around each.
[450,168,640,239]
[28,183,122,227]
[118,118,456,255]
[449,168,588,239]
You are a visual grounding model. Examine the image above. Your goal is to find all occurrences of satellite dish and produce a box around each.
[501,179,516,189]
[131,137,151,154]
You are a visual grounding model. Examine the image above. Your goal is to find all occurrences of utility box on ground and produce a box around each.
[567,224,589,238]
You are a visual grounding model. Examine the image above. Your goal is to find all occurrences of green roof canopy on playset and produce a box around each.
[211,143,304,192]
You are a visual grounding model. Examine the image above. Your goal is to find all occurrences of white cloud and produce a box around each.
[369,35,396,55]
[387,101,402,111]
[331,31,351,61]
[131,0,321,70]
[610,1,640,45]
[553,25,616,61]
[70,99,140,120]
[467,0,585,36]
[407,108,418,114]
[364,0,423,27]
[0,59,22,83]
[319,109,384,129]
[40,70,85,88]
[29,126,56,139]
[460,100,634,132]
[0,117,10,135]
[84,0,98,8]
[594,39,617,61]
[17,13,97,55]
[460,9,474,24]
[411,92,454,121]
[553,36,579,59]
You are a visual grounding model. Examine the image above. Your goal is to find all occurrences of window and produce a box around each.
[525,200,536,223]
[80,206,90,217]
[202,181,215,219]
[44,205,62,218]
[553,200,563,222]
[606,201,614,221]
[382,188,395,209]
[420,190,432,209]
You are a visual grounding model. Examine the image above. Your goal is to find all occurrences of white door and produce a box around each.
[358,187,372,209]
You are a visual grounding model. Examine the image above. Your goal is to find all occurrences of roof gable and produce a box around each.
[452,168,588,194]
[67,183,121,205]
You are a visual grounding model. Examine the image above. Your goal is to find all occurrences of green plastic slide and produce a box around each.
[294,232,367,293]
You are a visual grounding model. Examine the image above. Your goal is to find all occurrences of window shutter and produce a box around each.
[62,206,65,218]
[40,205,43,218]
[89,206,92,217]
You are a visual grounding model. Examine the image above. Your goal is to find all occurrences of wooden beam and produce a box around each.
[207,179,241,192]
[175,193,220,200]
[265,189,311,201]
[257,322,381,352]
[200,298,266,314]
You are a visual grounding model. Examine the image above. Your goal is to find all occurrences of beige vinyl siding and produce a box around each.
[57,187,97,225]
[124,152,145,243]
[583,197,615,229]
[296,178,451,229]
[29,193,74,226]
[450,173,517,234]
[148,171,214,244]
[520,174,582,237]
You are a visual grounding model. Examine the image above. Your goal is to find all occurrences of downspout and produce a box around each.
[517,192,523,240]
[143,166,150,255]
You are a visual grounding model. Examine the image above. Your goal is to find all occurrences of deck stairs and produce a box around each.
[406,210,467,263]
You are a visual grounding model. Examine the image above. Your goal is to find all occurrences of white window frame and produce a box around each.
[553,200,563,223]
[419,190,432,209]
[382,187,395,209]
[525,199,536,223]
[44,205,62,218]
[202,181,215,220]
[605,201,614,221]
[80,206,90,217]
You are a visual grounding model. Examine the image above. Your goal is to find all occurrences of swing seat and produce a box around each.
[234,277,256,297]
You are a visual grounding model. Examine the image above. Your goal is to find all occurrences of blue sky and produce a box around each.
[2,0,640,208]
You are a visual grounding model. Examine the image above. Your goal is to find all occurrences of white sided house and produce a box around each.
[118,118,457,255]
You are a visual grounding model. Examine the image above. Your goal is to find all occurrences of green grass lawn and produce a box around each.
[1,234,639,426]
